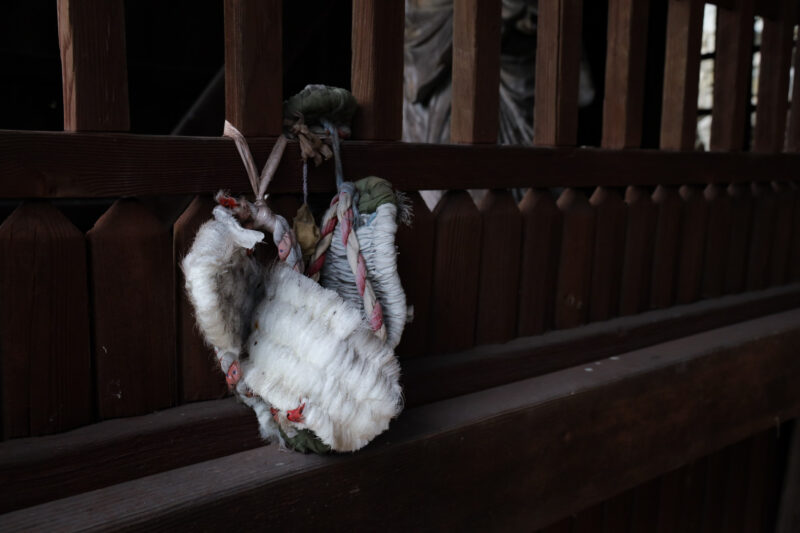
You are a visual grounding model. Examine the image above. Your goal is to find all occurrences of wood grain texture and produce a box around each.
[710,0,755,151]
[787,33,800,152]
[701,184,732,298]
[0,399,260,513]
[676,185,709,304]
[57,0,129,131]
[588,187,626,321]
[752,0,796,153]
[619,186,657,315]
[518,189,562,335]
[396,192,435,358]
[430,191,482,353]
[769,181,794,285]
[555,189,595,328]
[475,190,521,344]
[224,0,283,136]
[451,0,501,143]
[88,199,176,419]
[174,196,227,403]
[602,0,651,148]
[660,0,704,151]
[534,0,583,146]
[0,203,91,439]
[4,309,800,531]
[404,282,800,409]
[746,182,778,290]
[724,183,754,294]
[4,131,800,198]
[650,185,682,309]
[351,0,404,140]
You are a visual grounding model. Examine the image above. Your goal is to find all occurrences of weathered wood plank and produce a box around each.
[403,283,800,407]
[603,0,651,148]
[660,0,704,150]
[0,399,260,514]
[676,185,709,304]
[710,0,755,151]
[534,0,583,146]
[451,0,501,143]
[769,181,794,285]
[396,192,435,358]
[752,0,796,153]
[555,189,595,328]
[4,309,800,531]
[701,184,732,298]
[475,190,521,344]
[4,131,800,198]
[430,191,482,353]
[518,189,562,335]
[746,182,778,290]
[223,0,283,136]
[650,185,682,309]
[88,200,176,419]
[0,203,91,438]
[57,0,129,131]
[724,183,753,294]
[174,196,227,402]
[619,186,657,315]
[351,0,404,140]
[588,187,626,321]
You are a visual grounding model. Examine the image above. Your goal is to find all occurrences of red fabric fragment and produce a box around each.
[287,403,305,423]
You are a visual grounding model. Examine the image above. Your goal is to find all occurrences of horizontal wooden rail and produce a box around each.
[1,284,797,513]
[2,130,800,198]
[2,308,799,531]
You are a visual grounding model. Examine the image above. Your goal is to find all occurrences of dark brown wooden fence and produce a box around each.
[1,0,800,530]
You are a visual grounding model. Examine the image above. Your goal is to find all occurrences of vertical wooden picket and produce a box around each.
[57,0,129,131]
[475,190,521,344]
[351,0,405,140]
[675,185,708,304]
[451,0,501,144]
[396,193,436,357]
[602,0,651,148]
[710,0,755,151]
[430,191,482,354]
[723,183,753,294]
[745,182,777,290]
[769,181,794,286]
[701,184,731,298]
[554,189,595,329]
[0,203,91,438]
[650,185,682,309]
[174,196,227,403]
[588,187,626,322]
[534,0,583,146]
[518,189,562,336]
[224,0,283,136]
[620,186,657,315]
[788,39,800,151]
[791,183,800,281]
[720,440,752,532]
[629,480,661,532]
[88,200,175,419]
[752,0,796,153]
[660,0,704,151]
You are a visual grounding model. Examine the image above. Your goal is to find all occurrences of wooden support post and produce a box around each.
[602,0,651,148]
[753,0,797,153]
[351,0,405,140]
[224,0,283,136]
[534,0,583,146]
[57,0,129,132]
[660,0,704,150]
[710,0,755,151]
[451,0,502,143]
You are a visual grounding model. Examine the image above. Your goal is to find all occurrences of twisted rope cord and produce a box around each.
[305,122,387,342]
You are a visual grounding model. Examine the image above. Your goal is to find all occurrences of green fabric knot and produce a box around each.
[355,176,396,214]
[283,85,357,127]
[278,426,332,455]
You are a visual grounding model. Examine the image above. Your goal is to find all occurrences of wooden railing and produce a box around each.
[1,0,800,531]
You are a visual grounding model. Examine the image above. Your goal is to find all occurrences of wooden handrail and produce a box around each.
[1,130,799,198]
